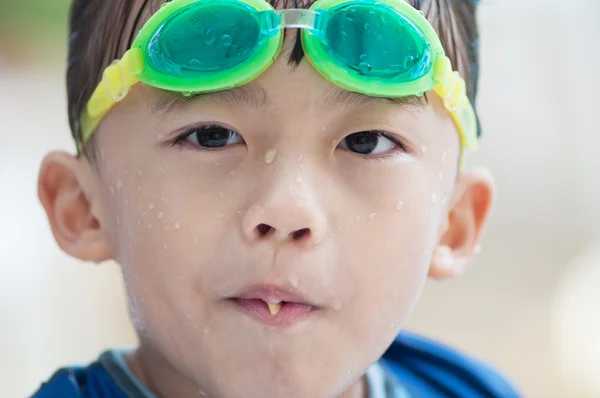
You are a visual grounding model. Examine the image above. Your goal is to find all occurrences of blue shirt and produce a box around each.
[32,331,521,397]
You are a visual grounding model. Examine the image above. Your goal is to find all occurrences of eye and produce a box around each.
[337,131,407,156]
[173,124,244,149]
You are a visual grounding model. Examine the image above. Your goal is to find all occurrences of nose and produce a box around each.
[241,177,327,247]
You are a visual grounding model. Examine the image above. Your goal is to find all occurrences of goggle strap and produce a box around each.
[81,48,144,146]
[87,48,144,118]
[432,54,477,157]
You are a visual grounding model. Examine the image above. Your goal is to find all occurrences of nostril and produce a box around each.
[256,223,274,238]
[291,228,311,240]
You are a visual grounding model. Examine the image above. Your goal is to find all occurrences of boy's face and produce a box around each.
[39,24,493,398]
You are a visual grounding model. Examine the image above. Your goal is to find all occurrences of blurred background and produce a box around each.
[1,0,599,396]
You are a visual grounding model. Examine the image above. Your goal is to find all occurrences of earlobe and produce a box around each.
[429,167,494,280]
[38,151,112,263]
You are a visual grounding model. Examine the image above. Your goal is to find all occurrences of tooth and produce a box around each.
[267,302,283,316]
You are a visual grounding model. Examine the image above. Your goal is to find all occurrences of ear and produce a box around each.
[429,167,495,280]
[38,151,112,263]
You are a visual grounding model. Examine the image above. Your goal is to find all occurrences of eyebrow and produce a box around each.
[152,84,270,114]
[322,89,426,113]
[151,83,426,114]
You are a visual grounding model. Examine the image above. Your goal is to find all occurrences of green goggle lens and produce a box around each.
[147,1,262,75]
[324,3,431,80]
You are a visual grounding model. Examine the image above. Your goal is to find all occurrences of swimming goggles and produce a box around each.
[81,0,478,161]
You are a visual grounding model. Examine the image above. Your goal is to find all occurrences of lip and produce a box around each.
[233,284,316,305]
[228,284,318,327]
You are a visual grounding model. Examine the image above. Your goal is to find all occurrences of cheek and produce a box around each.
[100,160,239,328]
[331,171,443,350]
[331,203,433,331]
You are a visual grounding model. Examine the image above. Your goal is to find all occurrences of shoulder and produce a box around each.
[31,357,127,398]
[381,330,522,398]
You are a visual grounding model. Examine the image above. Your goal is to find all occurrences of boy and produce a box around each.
[34,0,521,396]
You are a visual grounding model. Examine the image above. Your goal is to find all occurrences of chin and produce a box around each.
[206,360,348,398]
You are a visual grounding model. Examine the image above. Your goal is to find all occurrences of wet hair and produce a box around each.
[67,0,481,155]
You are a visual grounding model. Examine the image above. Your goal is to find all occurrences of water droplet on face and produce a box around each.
[158,212,164,219]
[356,216,361,221]
[439,169,444,179]
[125,197,130,207]
[403,55,415,69]
[174,221,181,230]
[290,274,299,288]
[369,213,376,219]
[432,194,437,204]
[149,204,155,210]
[473,244,482,254]
[217,213,225,219]
[116,215,120,225]
[218,191,224,199]
[442,194,448,205]
[420,145,427,154]
[138,170,143,177]
[396,200,404,210]
[441,150,448,162]
[203,325,210,334]
[182,91,192,97]
[221,34,232,47]
[163,244,168,250]
[116,179,123,190]
[148,224,152,229]
[110,186,115,196]
[265,148,277,164]
[358,62,372,73]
